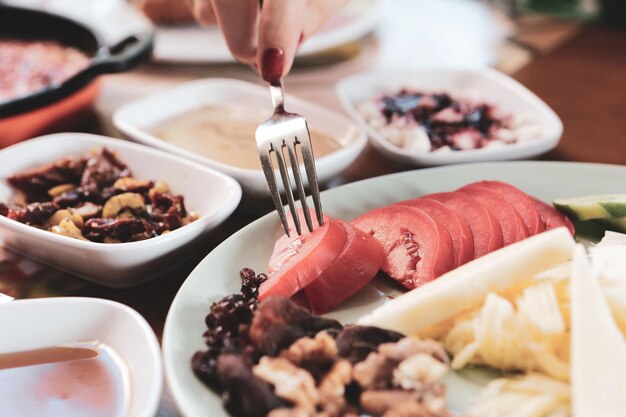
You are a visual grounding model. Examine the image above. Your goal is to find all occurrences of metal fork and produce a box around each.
[256,80,323,237]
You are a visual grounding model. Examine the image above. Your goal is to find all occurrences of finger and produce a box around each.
[188,0,217,26]
[257,0,307,84]
[211,0,259,65]
[300,0,351,44]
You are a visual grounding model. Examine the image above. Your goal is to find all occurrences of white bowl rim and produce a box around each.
[0,133,242,251]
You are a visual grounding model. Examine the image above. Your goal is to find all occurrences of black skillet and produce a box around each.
[0,4,154,118]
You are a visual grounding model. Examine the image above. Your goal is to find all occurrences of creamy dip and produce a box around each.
[152,106,342,170]
[0,343,126,417]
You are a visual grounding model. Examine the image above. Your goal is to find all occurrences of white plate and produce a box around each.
[153,0,380,63]
[162,161,626,417]
[336,68,563,166]
[114,78,367,198]
[0,133,241,287]
[0,297,162,417]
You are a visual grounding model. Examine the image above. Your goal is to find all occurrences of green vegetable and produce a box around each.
[553,194,626,221]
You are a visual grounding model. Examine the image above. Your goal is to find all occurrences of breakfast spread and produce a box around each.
[0,39,89,103]
[0,148,197,243]
[357,89,540,153]
[151,106,342,170]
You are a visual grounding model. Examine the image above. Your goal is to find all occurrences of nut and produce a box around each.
[281,331,338,367]
[102,192,146,218]
[73,202,101,219]
[47,209,84,229]
[253,357,319,414]
[393,353,448,390]
[47,183,75,198]
[50,218,87,240]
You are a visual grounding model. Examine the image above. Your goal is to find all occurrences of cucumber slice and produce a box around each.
[553,194,626,221]
[598,218,626,233]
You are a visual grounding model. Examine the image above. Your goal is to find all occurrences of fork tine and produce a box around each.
[274,142,302,235]
[299,129,324,227]
[286,141,314,233]
[259,149,290,237]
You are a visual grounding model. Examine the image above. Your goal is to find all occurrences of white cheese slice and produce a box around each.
[571,244,626,416]
[358,227,576,334]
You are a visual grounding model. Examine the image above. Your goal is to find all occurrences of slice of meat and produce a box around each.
[260,212,347,300]
[396,198,474,267]
[303,219,384,314]
[426,192,504,258]
[531,197,575,235]
[351,205,455,290]
[468,180,545,236]
[457,185,529,246]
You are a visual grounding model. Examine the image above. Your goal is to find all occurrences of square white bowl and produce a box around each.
[0,297,162,417]
[336,67,563,166]
[0,133,242,288]
[113,78,367,198]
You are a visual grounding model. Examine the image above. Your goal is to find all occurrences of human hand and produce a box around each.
[188,0,350,84]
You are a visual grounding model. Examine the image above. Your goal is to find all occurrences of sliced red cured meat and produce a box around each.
[261,212,347,300]
[396,198,474,267]
[303,219,384,314]
[351,205,455,290]
[468,180,545,236]
[426,192,503,258]
[457,185,529,246]
[531,197,575,235]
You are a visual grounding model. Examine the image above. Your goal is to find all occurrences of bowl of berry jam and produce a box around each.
[336,67,562,166]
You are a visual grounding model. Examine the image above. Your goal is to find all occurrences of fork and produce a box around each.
[256,80,323,237]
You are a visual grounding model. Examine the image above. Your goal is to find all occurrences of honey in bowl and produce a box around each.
[0,343,127,417]
[151,106,342,170]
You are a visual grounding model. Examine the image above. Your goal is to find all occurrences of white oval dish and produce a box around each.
[113,78,367,198]
[0,296,162,417]
[162,161,626,417]
[336,67,563,166]
[0,133,242,288]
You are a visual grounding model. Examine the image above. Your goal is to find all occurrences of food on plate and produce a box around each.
[151,106,342,170]
[358,228,577,334]
[259,211,384,314]
[351,205,455,290]
[357,89,540,153]
[192,268,454,417]
[360,229,626,417]
[134,0,194,25]
[554,193,626,233]
[0,39,89,103]
[0,148,197,243]
[0,342,126,416]
[570,245,626,415]
[467,373,571,417]
[351,181,573,290]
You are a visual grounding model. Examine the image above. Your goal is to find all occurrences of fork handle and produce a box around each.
[269,80,285,112]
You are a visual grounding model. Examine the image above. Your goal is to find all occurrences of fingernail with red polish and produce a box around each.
[261,47,284,86]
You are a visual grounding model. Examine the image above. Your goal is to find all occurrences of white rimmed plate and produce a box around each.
[0,297,162,417]
[336,68,563,166]
[113,78,367,198]
[152,0,380,63]
[0,133,241,288]
[162,161,626,417]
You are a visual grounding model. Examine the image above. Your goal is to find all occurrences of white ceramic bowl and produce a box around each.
[0,297,162,417]
[336,67,563,166]
[113,78,367,198]
[0,133,242,288]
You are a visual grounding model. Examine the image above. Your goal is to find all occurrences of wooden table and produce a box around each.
[1,17,624,417]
